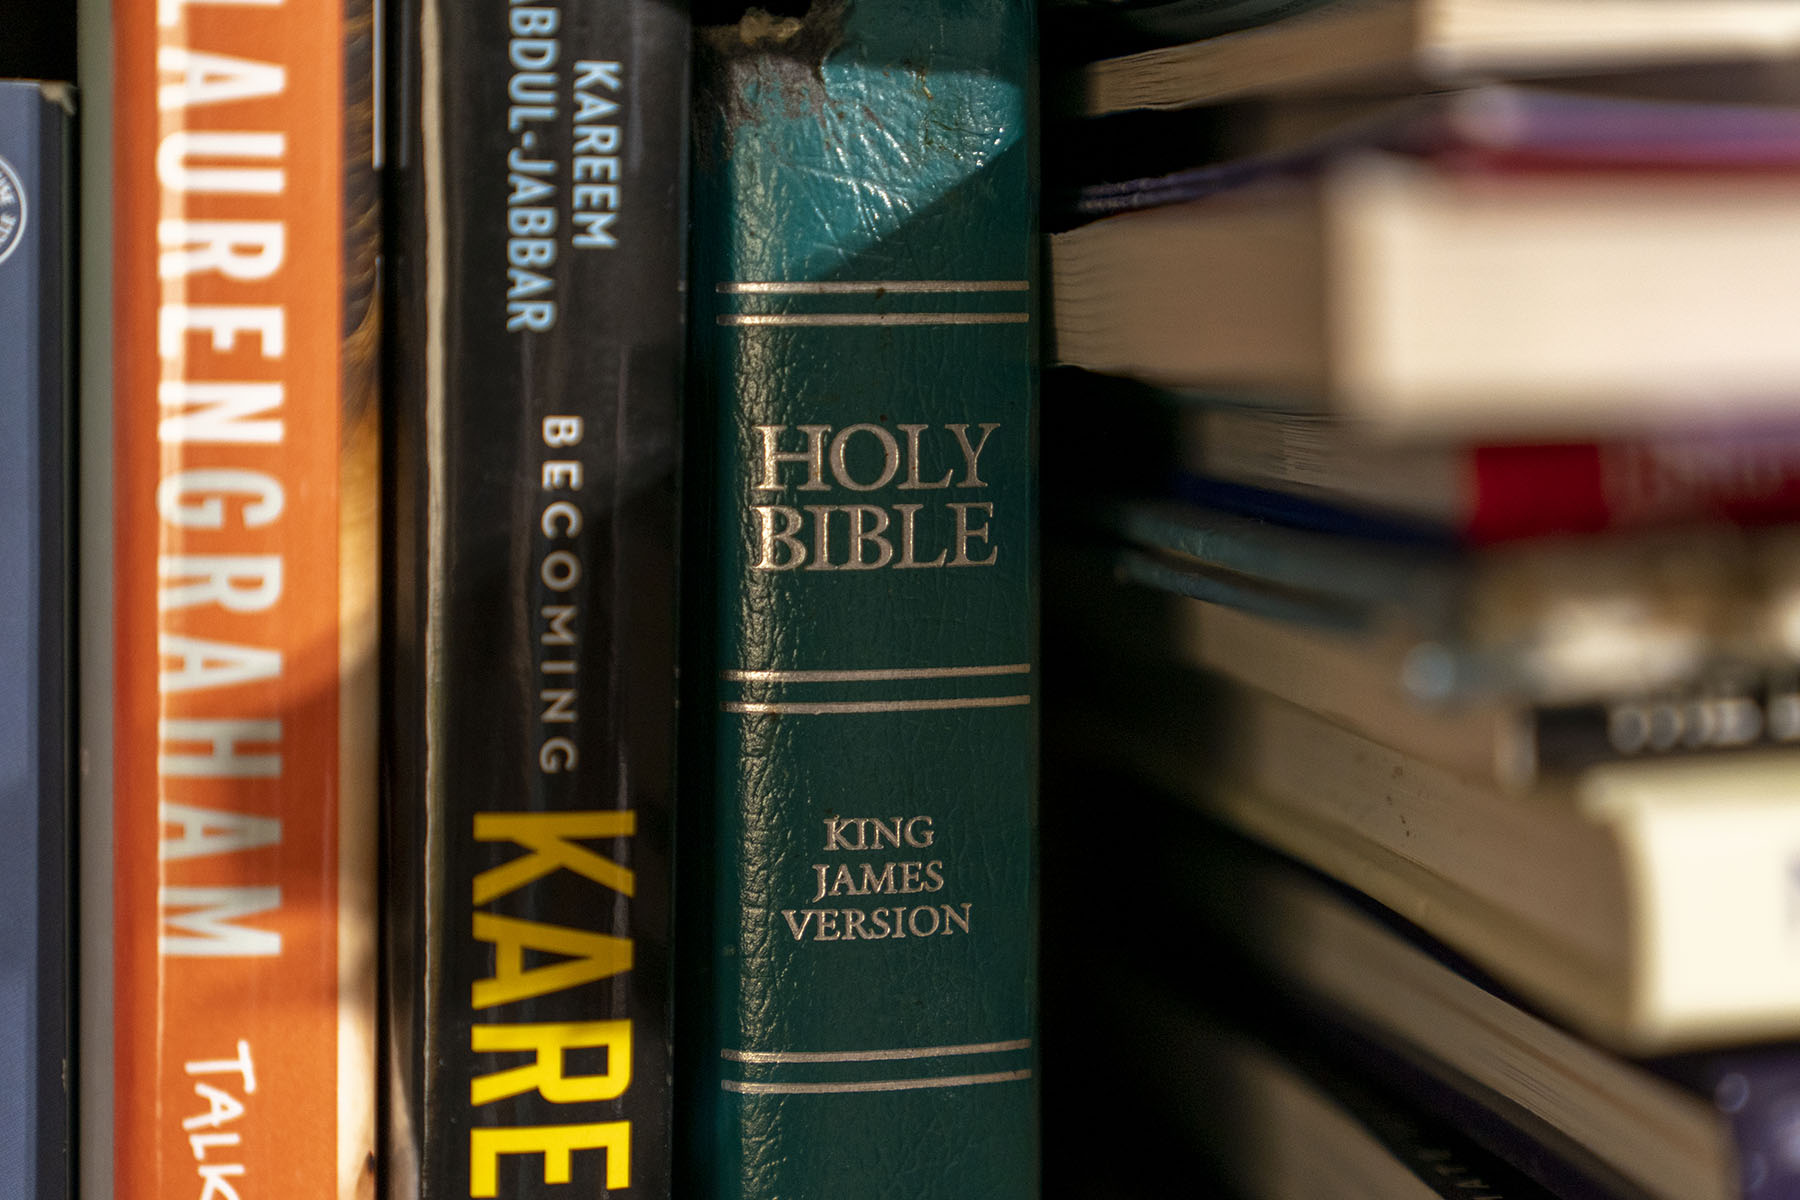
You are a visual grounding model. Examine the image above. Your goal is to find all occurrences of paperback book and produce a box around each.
[1104,498,1800,707]
[1096,795,1800,1200]
[1093,963,1564,1200]
[382,0,690,1195]
[1051,150,1800,436]
[1071,84,1800,217]
[98,0,381,1194]
[1054,542,1800,786]
[1075,663,1800,1053]
[1176,403,1800,546]
[1046,0,1330,57]
[1076,0,1800,114]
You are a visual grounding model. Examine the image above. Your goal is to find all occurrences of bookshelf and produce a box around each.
[43,0,1800,1197]
[63,1,1035,1198]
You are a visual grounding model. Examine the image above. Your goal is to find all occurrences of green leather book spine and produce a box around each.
[683,1,1038,1195]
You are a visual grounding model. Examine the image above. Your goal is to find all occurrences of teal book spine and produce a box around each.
[683,1,1039,1195]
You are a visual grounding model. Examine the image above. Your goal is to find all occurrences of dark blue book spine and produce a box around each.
[1658,1049,1800,1200]
[0,80,70,1200]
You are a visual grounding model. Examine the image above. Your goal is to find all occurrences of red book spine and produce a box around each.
[109,0,377,1194]
[1468,438,1800,543]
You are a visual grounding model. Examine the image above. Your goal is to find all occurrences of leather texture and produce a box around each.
[688,1,1040,1195]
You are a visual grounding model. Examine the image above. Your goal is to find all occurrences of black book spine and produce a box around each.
[383,1,689,1195]
[0,81,70,1200]
[1534,669,1800,774]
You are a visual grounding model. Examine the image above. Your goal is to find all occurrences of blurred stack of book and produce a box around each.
[1040,2,1800,1195]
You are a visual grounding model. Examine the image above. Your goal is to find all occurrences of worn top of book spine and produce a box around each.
[0,79,70,1200]
[383,0,689,1196]
[107,1,379,1195]
[684,2,1039,1196]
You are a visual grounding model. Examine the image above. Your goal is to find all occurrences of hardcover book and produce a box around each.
[97,0,380,1194]
[0,78,71,1200]
[382,0,689,1195]
[682,1,1039,1196]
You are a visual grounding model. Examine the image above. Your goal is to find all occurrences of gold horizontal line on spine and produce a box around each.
[721,1069,1033,1096]
[718,280,1029,294]
[723,696,1033,715]
[722,664,1032,684]
[723,1038,1032,1064]
[718,312,1030,328]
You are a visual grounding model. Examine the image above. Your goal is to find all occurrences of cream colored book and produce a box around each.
[1083,0,1800,114]
[1094,670,1800,1053]
[1050,153,1800,438]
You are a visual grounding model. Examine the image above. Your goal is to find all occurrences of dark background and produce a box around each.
[0,1,76,83]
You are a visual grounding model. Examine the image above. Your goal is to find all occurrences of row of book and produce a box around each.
[1042,0,1800,1197]
[9,0,1038,1197]
[23,0,1800,1194]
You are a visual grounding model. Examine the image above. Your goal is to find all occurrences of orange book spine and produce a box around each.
[110,0,378,1195]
